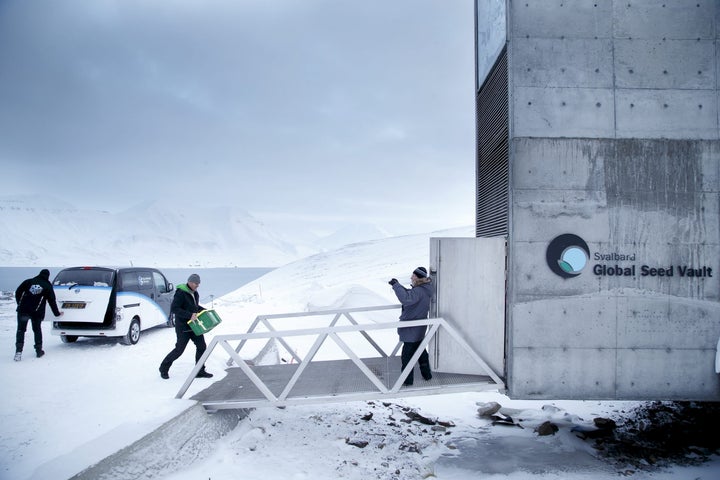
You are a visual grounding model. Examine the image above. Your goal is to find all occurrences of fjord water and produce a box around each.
[0,267,273,303]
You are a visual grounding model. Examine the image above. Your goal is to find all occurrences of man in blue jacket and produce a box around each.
[15,269,63,361]
[159,274,213,379]
[389,266,433,386]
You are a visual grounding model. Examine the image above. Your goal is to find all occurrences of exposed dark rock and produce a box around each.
[535,421,559,436]
[490,413,521,427]
[404,410,436,425]
[592,401,720,470]
[399,442,422,453]
[593,417,617,430]
[345,438,369,448]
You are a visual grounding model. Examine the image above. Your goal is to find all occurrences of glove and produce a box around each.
[389,278,398,286]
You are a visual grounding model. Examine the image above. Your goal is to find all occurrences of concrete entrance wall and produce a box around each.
[501,1,720,399]
[507,139,720,399]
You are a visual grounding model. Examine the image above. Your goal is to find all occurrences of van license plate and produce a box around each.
[62,302,87,309]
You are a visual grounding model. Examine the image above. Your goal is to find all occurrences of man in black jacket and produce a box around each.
[159,274,213,379]
[15,269,63,361]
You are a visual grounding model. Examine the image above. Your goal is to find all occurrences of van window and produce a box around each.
[54,269,114,287]
[121,271,154,294]
[153,272,169,293]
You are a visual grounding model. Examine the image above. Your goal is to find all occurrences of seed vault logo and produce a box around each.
[546,234,590,279]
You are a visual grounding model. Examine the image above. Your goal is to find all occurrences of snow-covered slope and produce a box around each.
[314,222,392,252]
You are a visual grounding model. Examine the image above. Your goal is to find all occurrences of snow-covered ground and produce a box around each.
[1,229,719,480]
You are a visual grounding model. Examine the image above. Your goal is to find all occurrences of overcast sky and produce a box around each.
[0,0,476,236]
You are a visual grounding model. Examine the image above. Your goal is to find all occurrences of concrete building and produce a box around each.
[432,1,720,400]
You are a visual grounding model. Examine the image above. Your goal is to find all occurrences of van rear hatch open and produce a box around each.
[53,267,116,328]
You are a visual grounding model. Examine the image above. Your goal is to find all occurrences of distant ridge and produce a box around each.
[0,196,402,267]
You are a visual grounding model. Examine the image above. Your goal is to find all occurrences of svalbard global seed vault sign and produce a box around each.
[547,233,714,281]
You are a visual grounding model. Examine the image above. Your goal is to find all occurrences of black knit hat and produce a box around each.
[39,269,50,279]
[413,266,428,278]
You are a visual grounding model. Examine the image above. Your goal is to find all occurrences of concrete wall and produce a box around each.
[503,0,720,399]
[511,1,717,139]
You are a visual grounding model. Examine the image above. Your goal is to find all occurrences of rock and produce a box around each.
[399,442,422,453]
[535,421,559,436]
[404,410,436,425]
[345,438,369,448]
[593,417,617,430]
[491,413,520,427]
[476,401,502,417]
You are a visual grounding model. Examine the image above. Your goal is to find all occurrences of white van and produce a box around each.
[51,266,175,345]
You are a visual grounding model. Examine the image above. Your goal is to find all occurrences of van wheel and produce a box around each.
[121,319,141,345]
[61,335,78,343]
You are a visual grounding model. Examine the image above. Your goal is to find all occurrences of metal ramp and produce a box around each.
[176,305,505,411]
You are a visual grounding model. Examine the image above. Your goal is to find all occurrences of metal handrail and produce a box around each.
[230,304,401,365]
[176,305,504,402]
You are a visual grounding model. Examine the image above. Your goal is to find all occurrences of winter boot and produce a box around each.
[36,350,45,358]
[159,367,169,379]
[14,352,21,362]
[196,368,214,378]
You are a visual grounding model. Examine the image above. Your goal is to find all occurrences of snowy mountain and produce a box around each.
[314,222,392,252]
[0,195,393,267]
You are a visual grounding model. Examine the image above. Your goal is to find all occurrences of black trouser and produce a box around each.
[401,341,431,384]
[16,314,43,353]
[160,326,207,373]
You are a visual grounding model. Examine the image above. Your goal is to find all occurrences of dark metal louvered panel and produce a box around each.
[476,47,509,238]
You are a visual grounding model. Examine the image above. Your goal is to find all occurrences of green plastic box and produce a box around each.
[188,309,222,335]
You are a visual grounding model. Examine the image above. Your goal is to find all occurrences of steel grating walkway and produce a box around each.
[176,305,505,411]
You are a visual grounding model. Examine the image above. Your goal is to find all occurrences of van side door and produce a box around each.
[152,271,174,323]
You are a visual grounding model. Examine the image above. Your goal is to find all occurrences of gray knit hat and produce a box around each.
[187,274,201,284]
[413,266,428,278]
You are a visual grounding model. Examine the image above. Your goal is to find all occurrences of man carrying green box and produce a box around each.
[159,273,214,380]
